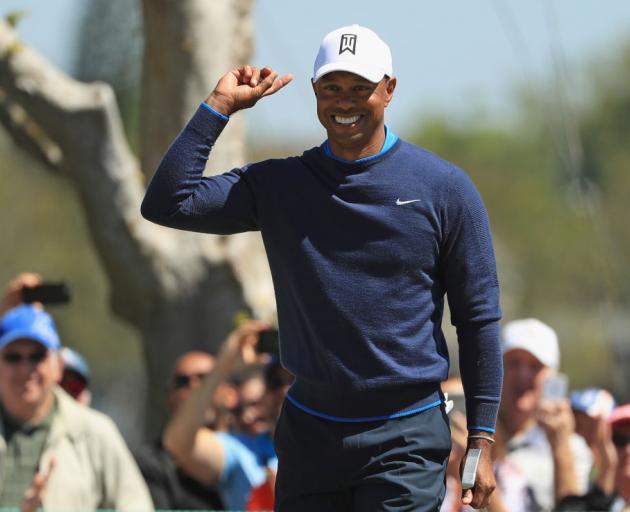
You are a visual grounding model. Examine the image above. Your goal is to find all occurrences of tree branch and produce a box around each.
[0,18,274,324]
[0,19,173,320]
[0,87,63,171]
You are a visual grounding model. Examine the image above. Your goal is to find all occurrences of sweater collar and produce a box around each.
[323,125,399,164]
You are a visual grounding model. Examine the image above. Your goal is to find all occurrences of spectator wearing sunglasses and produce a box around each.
[0,303,153,512]
[135,350,225,510]
[163,321,285,512]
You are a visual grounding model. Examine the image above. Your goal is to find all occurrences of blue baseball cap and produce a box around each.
[0,304,61,351]
[570,387,616,418]
[60,347,90,382]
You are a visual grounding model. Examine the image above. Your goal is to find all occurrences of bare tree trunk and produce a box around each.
[0,0,272,439]
[140,0,253,177]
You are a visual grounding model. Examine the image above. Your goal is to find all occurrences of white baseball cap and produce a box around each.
[501,318,560,370]
[313,24,393,83]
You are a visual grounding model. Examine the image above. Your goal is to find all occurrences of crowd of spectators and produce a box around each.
[441,318,630,512]
[0,272,628,511]
[0,273,153,512]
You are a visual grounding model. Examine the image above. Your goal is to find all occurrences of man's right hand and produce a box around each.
[205,66,293,117]
[218,319,269,369]
[21,457,55,512]
[1,272,42,316]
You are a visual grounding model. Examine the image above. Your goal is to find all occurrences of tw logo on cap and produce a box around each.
[339,34,357,55]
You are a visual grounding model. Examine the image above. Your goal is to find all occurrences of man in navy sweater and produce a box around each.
[142,24,502,511]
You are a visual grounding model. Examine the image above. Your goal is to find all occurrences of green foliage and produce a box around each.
[403,42,630,400]
[4,10,29,28]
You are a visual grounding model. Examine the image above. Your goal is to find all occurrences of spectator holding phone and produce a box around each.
[0,272,43,316]
[497,318,592,512]
[0,275,153,511]
[163,321,284,511]
[571,388,618,494]
[553,390,620,511]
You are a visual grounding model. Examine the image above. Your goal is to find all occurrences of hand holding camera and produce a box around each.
[1,273,72,317]
[537,372,574,443]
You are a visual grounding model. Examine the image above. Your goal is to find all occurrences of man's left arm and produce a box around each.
[441,169,503,509]
[456,322,502,509]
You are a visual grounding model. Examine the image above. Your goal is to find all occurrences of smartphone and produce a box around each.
[257,329,279,354]
[22,282,72,305]
[541,372,568,402]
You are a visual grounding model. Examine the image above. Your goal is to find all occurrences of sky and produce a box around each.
[3,1,630,143]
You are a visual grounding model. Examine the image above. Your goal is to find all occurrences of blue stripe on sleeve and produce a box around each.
[468,426,496,433]
[200,102,230,121]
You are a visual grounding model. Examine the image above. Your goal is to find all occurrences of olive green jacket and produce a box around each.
[0,387,153,512]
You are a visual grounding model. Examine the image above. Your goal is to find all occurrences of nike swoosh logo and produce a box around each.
[396,198,421,205]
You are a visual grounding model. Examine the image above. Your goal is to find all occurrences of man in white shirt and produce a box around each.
[497,318,592,511]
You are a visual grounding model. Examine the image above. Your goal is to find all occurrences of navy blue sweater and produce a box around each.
[141,105,503,430]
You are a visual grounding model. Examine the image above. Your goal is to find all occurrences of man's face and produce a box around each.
[312,71,396,157]
[166,351,215,413]
[500,349,550,424]
[235,376,271,435]
[0,339,61,415]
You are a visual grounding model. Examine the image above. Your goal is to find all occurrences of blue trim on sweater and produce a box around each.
[286,393,443,423]
[323,125,399,163]
[469,426,496,433]
[200,101,230,121]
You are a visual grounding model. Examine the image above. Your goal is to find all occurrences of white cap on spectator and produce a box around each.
[501,318,559,370]
[313,24,392,83]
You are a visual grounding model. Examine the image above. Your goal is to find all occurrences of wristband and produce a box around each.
[468,434,495,444]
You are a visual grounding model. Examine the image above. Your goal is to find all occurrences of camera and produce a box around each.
[541,373,569,402]
[256,329,279,354]
[22,282,72,305]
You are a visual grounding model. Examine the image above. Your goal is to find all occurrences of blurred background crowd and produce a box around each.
[1,273,629,511]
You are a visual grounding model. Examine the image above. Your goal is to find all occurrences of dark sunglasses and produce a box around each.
[612,432,630,447]
[172,372,208,390]
[2,350,48,365]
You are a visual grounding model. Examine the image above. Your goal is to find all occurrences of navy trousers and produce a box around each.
[274,401,451,512]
